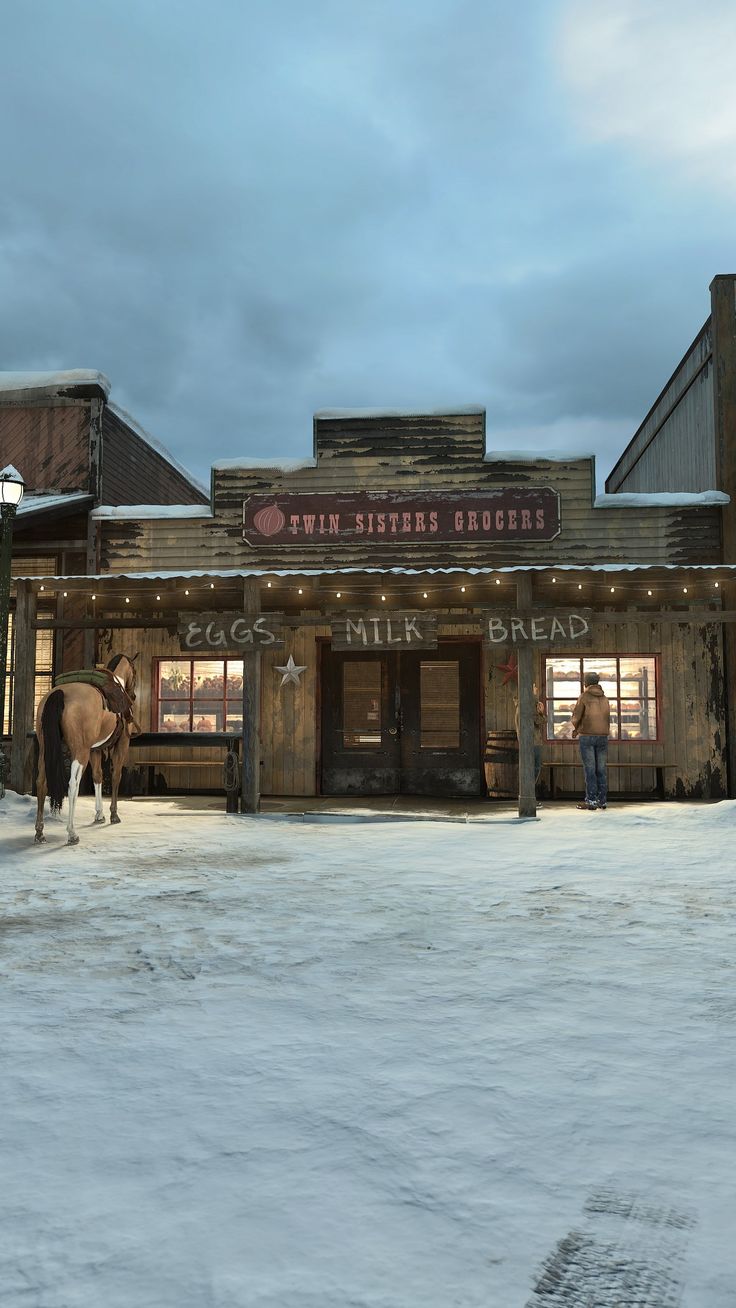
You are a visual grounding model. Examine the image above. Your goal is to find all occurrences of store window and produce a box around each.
[155,658,244,733]
[543,655,659,741]
[3,614,54,735]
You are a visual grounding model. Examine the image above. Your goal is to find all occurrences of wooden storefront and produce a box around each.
[9,408,734,810]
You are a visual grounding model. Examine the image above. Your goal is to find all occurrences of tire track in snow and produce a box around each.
[525,1185,695,1307]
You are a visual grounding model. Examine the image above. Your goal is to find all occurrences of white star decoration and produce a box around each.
[274,654,308,686]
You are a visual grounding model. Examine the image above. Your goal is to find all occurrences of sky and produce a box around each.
[2,0,736,489]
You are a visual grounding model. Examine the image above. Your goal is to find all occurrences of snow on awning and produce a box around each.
[90,504,213,520]
[0,370,110,399]
[16,492,94,522]
[13,563,736,584]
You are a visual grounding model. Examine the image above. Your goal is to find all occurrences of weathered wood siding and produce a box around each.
[98,410,722,571]
[606,324,717,494]
[0,401,90,492]
[100,408,208,506]
[485,609,727,799]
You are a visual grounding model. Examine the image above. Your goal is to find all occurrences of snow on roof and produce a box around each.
[17,491,93,517]
[107,402,208,499]
[213,457,317,472]
[595,491,729,507]
[90,504,213,520]
[14,563,736,582]
[314,406,485,419]
[485,450,595,463]
[0,370,111,398]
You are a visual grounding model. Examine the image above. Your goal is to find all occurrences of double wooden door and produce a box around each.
[321,642,481,797]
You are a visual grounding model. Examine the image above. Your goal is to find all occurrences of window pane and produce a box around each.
[583,657,617,697]
[343,661,382,747]
[193,662,225,699]
[609,704,620,740]
[226,663,244,696]
[159,661,191,698]
[619,700,657,740]
[619,658,656,699]
[421,661,460,749]
[35,628,54,673]
[193,701,223,731]
[159,701,190,732]
[545,658,581,699]
[225,708,243,732]
[548,700,578,739]
[33,676,52,718]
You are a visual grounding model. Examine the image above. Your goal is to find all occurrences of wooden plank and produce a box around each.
[177,612,284,651]
[515,576,536,817]
[240,581,261,812]
[10,580,37,794]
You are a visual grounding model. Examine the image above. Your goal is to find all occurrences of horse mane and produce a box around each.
[107,654,124,672]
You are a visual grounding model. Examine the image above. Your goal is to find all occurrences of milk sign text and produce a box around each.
[483,610,593,646]
[178,613,285,652]
[331,612,438,650]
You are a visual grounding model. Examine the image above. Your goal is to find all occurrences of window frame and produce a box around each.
[3,608,55,736]
[153,656,245,734]
[541,653,661,744]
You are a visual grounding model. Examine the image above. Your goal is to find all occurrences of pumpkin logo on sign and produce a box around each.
[252,504,286,537]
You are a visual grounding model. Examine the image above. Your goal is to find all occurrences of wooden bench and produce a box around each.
[544,761,678,800]
[128,733,242,809]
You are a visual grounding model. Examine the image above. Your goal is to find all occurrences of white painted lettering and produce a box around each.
[487,618,508,643]
[386,619,402,644]
[550,616,566,640]
[184,622,203,649]
[568,614,590,641]
[405,617,422,642]
[370,617,381,642]
[511,618,528,641]
[230,618,254,644]
[253,616,276,644]
[205,621,228,647]
[346,618,367,646]
[531,617,546,641]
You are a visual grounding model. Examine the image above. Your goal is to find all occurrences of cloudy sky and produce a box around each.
[2,0,736,488]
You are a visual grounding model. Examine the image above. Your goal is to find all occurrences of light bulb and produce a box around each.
[156,594,161,601]
[63,591,68,598]
[91,594,96,601]
[610,587,615,593]
[552,577,556,583]
[683,587,688,594]
[267,581,272,588]
[381,595,386,602]
[647,590,652,596]
[715,581,720,588]
[423,592,428,599]
[184,589,189,595]
[298,588,303,595]
[125,597,130,604]
[39,585,44,591]
[336,591,342,598]
[460,585,466,593]
[578,584,582,590]
[210,582,215,589]
[495,578,500,585]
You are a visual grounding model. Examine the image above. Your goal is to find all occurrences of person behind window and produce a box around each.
[571,671,611,811]
[513,682,546,803]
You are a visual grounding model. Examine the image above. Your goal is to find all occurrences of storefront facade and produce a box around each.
[11,407,733,806]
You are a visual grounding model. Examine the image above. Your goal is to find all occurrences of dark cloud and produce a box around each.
[1,0,733,488]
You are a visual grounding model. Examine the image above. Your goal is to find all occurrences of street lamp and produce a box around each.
[0,465,25,796]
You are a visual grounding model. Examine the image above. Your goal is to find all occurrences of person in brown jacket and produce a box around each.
[571,671,610,810]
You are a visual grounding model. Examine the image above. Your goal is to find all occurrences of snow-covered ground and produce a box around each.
[1,792,735,1308]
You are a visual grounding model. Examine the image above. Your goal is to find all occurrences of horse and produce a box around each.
[34,653,139,846]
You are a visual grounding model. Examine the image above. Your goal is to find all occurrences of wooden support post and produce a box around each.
[711,276,736,796]
[241,580,261,813]
[10,580,37,795]
[516,573,537,818]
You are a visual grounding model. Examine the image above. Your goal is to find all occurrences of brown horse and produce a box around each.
[34,653,139,846]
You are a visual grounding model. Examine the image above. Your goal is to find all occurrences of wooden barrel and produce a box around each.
[484,729,518,798]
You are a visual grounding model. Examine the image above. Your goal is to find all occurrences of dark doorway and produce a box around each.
[320,642,482,797]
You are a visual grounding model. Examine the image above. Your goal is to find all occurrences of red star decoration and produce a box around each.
[497,654,518,685]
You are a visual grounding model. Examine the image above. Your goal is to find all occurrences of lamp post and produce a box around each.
[0,465,25,797]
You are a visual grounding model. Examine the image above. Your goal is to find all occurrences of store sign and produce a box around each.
[331,612,438,650]
[178,613,284,651]
[483,610,593,646]
[243,488,560,546]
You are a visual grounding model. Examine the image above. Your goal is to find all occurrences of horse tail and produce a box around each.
[41,690,67,812]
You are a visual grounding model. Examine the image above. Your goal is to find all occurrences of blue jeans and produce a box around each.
[578,735,608,806]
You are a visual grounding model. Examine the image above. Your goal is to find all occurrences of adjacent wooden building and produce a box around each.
[1,369,207,790]
[11,404,733,808]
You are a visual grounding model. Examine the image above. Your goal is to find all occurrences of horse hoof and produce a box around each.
[109,814,121,825]
[94,815,106,825]
[34,833,46,844]
[67,834,80,846]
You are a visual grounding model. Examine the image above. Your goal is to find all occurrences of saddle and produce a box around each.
[54,667,135,744]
